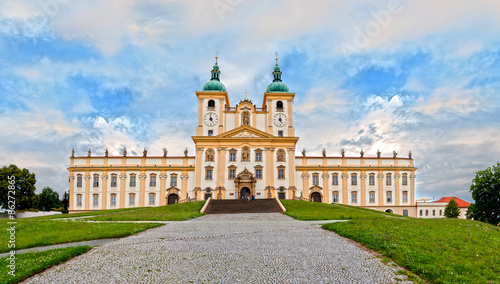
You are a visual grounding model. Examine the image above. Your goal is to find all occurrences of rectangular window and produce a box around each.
[403,210,408,216]
[255,152,262,162]
[351,175,357,186]
[229,153,236,161]
[425,210,428,216]
[111,195,116,206]
[130,176,136,187]
[312,175,319,185]
[93,176,99,187]
[387,192,392,203]
[111,176,117,187]
[229,169,235,179]
[369,175,375,186]
[386,175,392,186]
[433,210,435,216]
[206,169,212,180]
[419,210,423,216]
[171,176,177,187]
[403,192,408,203]
[351,192,357,203]
[402,175,408,185]
[93,195,98,206]
[333,193,338,203]
[77,195,82,206]
[150,175,156,187]
[278,130,283,137]
[369,192,375,203]
[256,169,262,179]
[77,176,82,187]
[149,195,155,205]
[332,175,338,185]
[129,195,135,206]
[439,210,442,216]
[208,130,213,136]
[278,169,285,179]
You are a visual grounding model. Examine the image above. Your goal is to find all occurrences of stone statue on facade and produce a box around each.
[206,149,214,161]
[377,149,381,158]
[184,148,188,157]
[409,150,412,159]
[242,148,249,161]
[302,148,306,157]
[322,148,326,158]
[242,111,250,126]
[277,150,285,162]
[393,150,398,158]
[87,148,91,157]
[360,149,364,158]
[143,148,147,157]
[71,148,75,158]
[163,147,168,157]
[341,148,345,158]
[123,148,127,157]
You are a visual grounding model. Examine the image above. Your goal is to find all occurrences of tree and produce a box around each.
[444,198,460,218]
[38,186,61,211]
[61,191,69,210]
[0,164,37,211]
[467,163,500,225]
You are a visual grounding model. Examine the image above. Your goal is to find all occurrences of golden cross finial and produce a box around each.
[275,51,278,64]
[215,50,218,63]
[244,89,248,99]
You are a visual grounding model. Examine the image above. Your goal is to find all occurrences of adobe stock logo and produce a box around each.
[341,0,404,55]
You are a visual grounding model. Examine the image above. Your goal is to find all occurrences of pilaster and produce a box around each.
[138,172,147,207]
[119,172,127,208]
[159,172,167,206]
[101,172,108,210]
[84,172,90,210]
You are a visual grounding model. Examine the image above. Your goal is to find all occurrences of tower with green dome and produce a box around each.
[202,55,227,92]
[266,53,290,93]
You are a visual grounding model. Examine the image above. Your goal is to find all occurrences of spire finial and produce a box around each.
[275,51,278,65]
[215,50,218,64]
[244,89,248,100]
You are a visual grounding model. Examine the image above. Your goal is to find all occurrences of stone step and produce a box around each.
[205,199,283,214]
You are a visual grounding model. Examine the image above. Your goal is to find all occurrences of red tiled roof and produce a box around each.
[434,197,470,207]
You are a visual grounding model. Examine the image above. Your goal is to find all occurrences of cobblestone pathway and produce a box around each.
[23,213,411,284]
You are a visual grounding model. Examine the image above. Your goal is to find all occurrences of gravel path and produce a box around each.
[23,213,411,283]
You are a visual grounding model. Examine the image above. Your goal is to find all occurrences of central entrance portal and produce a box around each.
[234,168,257,199]
[240,187,251,199]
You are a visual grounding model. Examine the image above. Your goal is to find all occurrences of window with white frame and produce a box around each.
[387,191,392,202]
[369,174,375,186]
[170,175,177,187]
[206,169,213,180]
[111,175,117,187]
[278,168,285,179]
[77,194,82,206]
[369,191,375,203]
[129,194,135,206]
[312,174,319,185]
[149,194,155,205]
[402,191,408,203]
[332,192,339,203]
[93,175,99,187]
[351,192,357,203]
[229,169,235,179]
[255,152,262,162]
[130,175,136,187]
[386,174,392,186]
[93,194,99,206]
[332,174,338,185]
[256,169,262,179]
[402,174,408,185]
[229,152,236,162]
[403,210,408,216]
[150,175,156,187]
[351,174,357,186]
[77,175,82,187]
[110,194,116,206]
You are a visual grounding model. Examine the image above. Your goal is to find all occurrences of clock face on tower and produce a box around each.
[273,113,287,127]
[204,112,218,126]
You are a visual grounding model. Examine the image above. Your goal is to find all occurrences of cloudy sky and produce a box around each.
[1,0,499,202]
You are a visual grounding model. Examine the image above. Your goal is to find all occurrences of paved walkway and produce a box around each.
[23,214,411,283]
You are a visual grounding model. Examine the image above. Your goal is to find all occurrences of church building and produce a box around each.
[68,55,417,217]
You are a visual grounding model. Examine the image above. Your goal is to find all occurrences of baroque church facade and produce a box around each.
[68,56,418,217]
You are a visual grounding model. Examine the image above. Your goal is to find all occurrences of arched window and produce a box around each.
[277,101,284,109]
[208,99,215,108]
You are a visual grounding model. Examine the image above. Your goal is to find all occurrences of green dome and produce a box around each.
[266,81,289,92]
[203,79,226,92]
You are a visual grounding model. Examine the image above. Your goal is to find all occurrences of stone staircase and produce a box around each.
[204,199,283,214]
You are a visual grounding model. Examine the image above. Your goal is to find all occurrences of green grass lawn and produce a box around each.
[281,200,398,220]
[88,201,206,221]
[38,207,142,219]
[0,246,92,284]
[0,219,163,253]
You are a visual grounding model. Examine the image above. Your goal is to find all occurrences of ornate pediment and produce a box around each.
[217,125,275,139]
